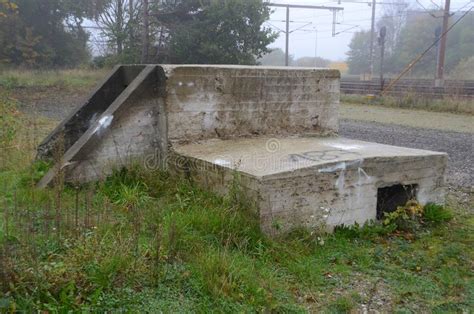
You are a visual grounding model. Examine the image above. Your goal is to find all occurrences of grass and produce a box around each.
[1,92,473,312]
[341,94,474,115]
[0,68,108,90]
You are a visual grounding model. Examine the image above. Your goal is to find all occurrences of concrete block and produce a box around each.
[173,137,447,235]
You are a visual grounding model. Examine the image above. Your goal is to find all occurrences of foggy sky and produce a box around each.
[267,0,471,61]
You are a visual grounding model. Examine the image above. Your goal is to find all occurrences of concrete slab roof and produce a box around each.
[173,137,447,179]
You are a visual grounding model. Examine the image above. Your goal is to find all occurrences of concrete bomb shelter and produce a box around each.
[37,65,447,234]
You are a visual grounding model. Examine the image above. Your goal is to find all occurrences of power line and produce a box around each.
[453,0,474,12]
[415,0,443,17]
[382,6,473,94]
[429,0,443,10]
[266,2,344,66]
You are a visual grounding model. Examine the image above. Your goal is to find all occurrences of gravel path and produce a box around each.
[340,119,473,188]
[340,103,473,133]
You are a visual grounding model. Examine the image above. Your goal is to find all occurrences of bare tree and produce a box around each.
[141,0,149,63]
[96,0,141,55]
[377,0,408,54]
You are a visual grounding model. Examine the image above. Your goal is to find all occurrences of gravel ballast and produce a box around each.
[340,119,473,188]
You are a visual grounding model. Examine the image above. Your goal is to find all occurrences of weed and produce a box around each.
[423,203,453,223]
[327,296,354,313]
[0,93,471,312]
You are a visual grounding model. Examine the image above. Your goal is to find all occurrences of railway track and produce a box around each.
[341,78,474,99]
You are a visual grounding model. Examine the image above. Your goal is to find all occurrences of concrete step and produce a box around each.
[37,65,147,161]
[172,137,447,235]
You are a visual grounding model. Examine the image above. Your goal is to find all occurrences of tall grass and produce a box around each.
[0,69,108,89]
[341,94,474,115]
[0,93,472,312]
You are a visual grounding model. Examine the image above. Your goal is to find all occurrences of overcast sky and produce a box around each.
[266,0,472,61]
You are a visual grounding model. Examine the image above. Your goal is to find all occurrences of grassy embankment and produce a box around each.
[341,94,474,115]
[0,72,473,312]
[0,69,107,89]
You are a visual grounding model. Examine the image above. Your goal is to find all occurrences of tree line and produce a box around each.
[347,9,474,78]
[0,0,276,68]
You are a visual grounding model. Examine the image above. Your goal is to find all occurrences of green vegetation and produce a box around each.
[165,0,276,65]
[341,94,474,115]
[1,0,276,68]
[0,69,107,89]
[347,11,474,78]
[0,0,105,67]
[1,93,473,312]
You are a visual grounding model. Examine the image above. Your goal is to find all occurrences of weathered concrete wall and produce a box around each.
[257,155,446,234]
[38,65,340,186]
[172,137,447,235]
[162,65,340,142]
[36,65,447,237]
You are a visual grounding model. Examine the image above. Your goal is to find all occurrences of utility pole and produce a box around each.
[436,0,451,87]
[434,26,442,79]
[267,3,343,67]
[314,28,318,66]
[378,26,386,92]
[369,0,377,78]
[285,6,290,66]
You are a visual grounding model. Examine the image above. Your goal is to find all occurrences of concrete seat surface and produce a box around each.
[174,137,447,234]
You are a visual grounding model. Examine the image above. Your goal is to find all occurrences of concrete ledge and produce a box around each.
[173,137,447,235]
[161,65,340,142]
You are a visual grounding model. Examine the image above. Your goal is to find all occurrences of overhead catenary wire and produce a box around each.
[382,6,473,95]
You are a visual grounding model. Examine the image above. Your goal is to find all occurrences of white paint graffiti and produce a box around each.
[317,159,375,226]
[214,158,231,167]
[93,115,113,135]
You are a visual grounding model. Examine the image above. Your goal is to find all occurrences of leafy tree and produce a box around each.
[0,0,17,17]
[347,11,474,77]
[159,0,276,64]
[346,30,372,75]
[0,0,109,67]
[0,1,19,63]
[450,56,474,80]
[387,13,439,76]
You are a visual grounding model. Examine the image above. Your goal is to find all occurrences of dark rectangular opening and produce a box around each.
[376,184,418,219]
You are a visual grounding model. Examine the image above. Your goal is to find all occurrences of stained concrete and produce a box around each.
[173,137,447,234]
[38,65,340,187]
[37,65,146,160]
[36,65,447,236]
